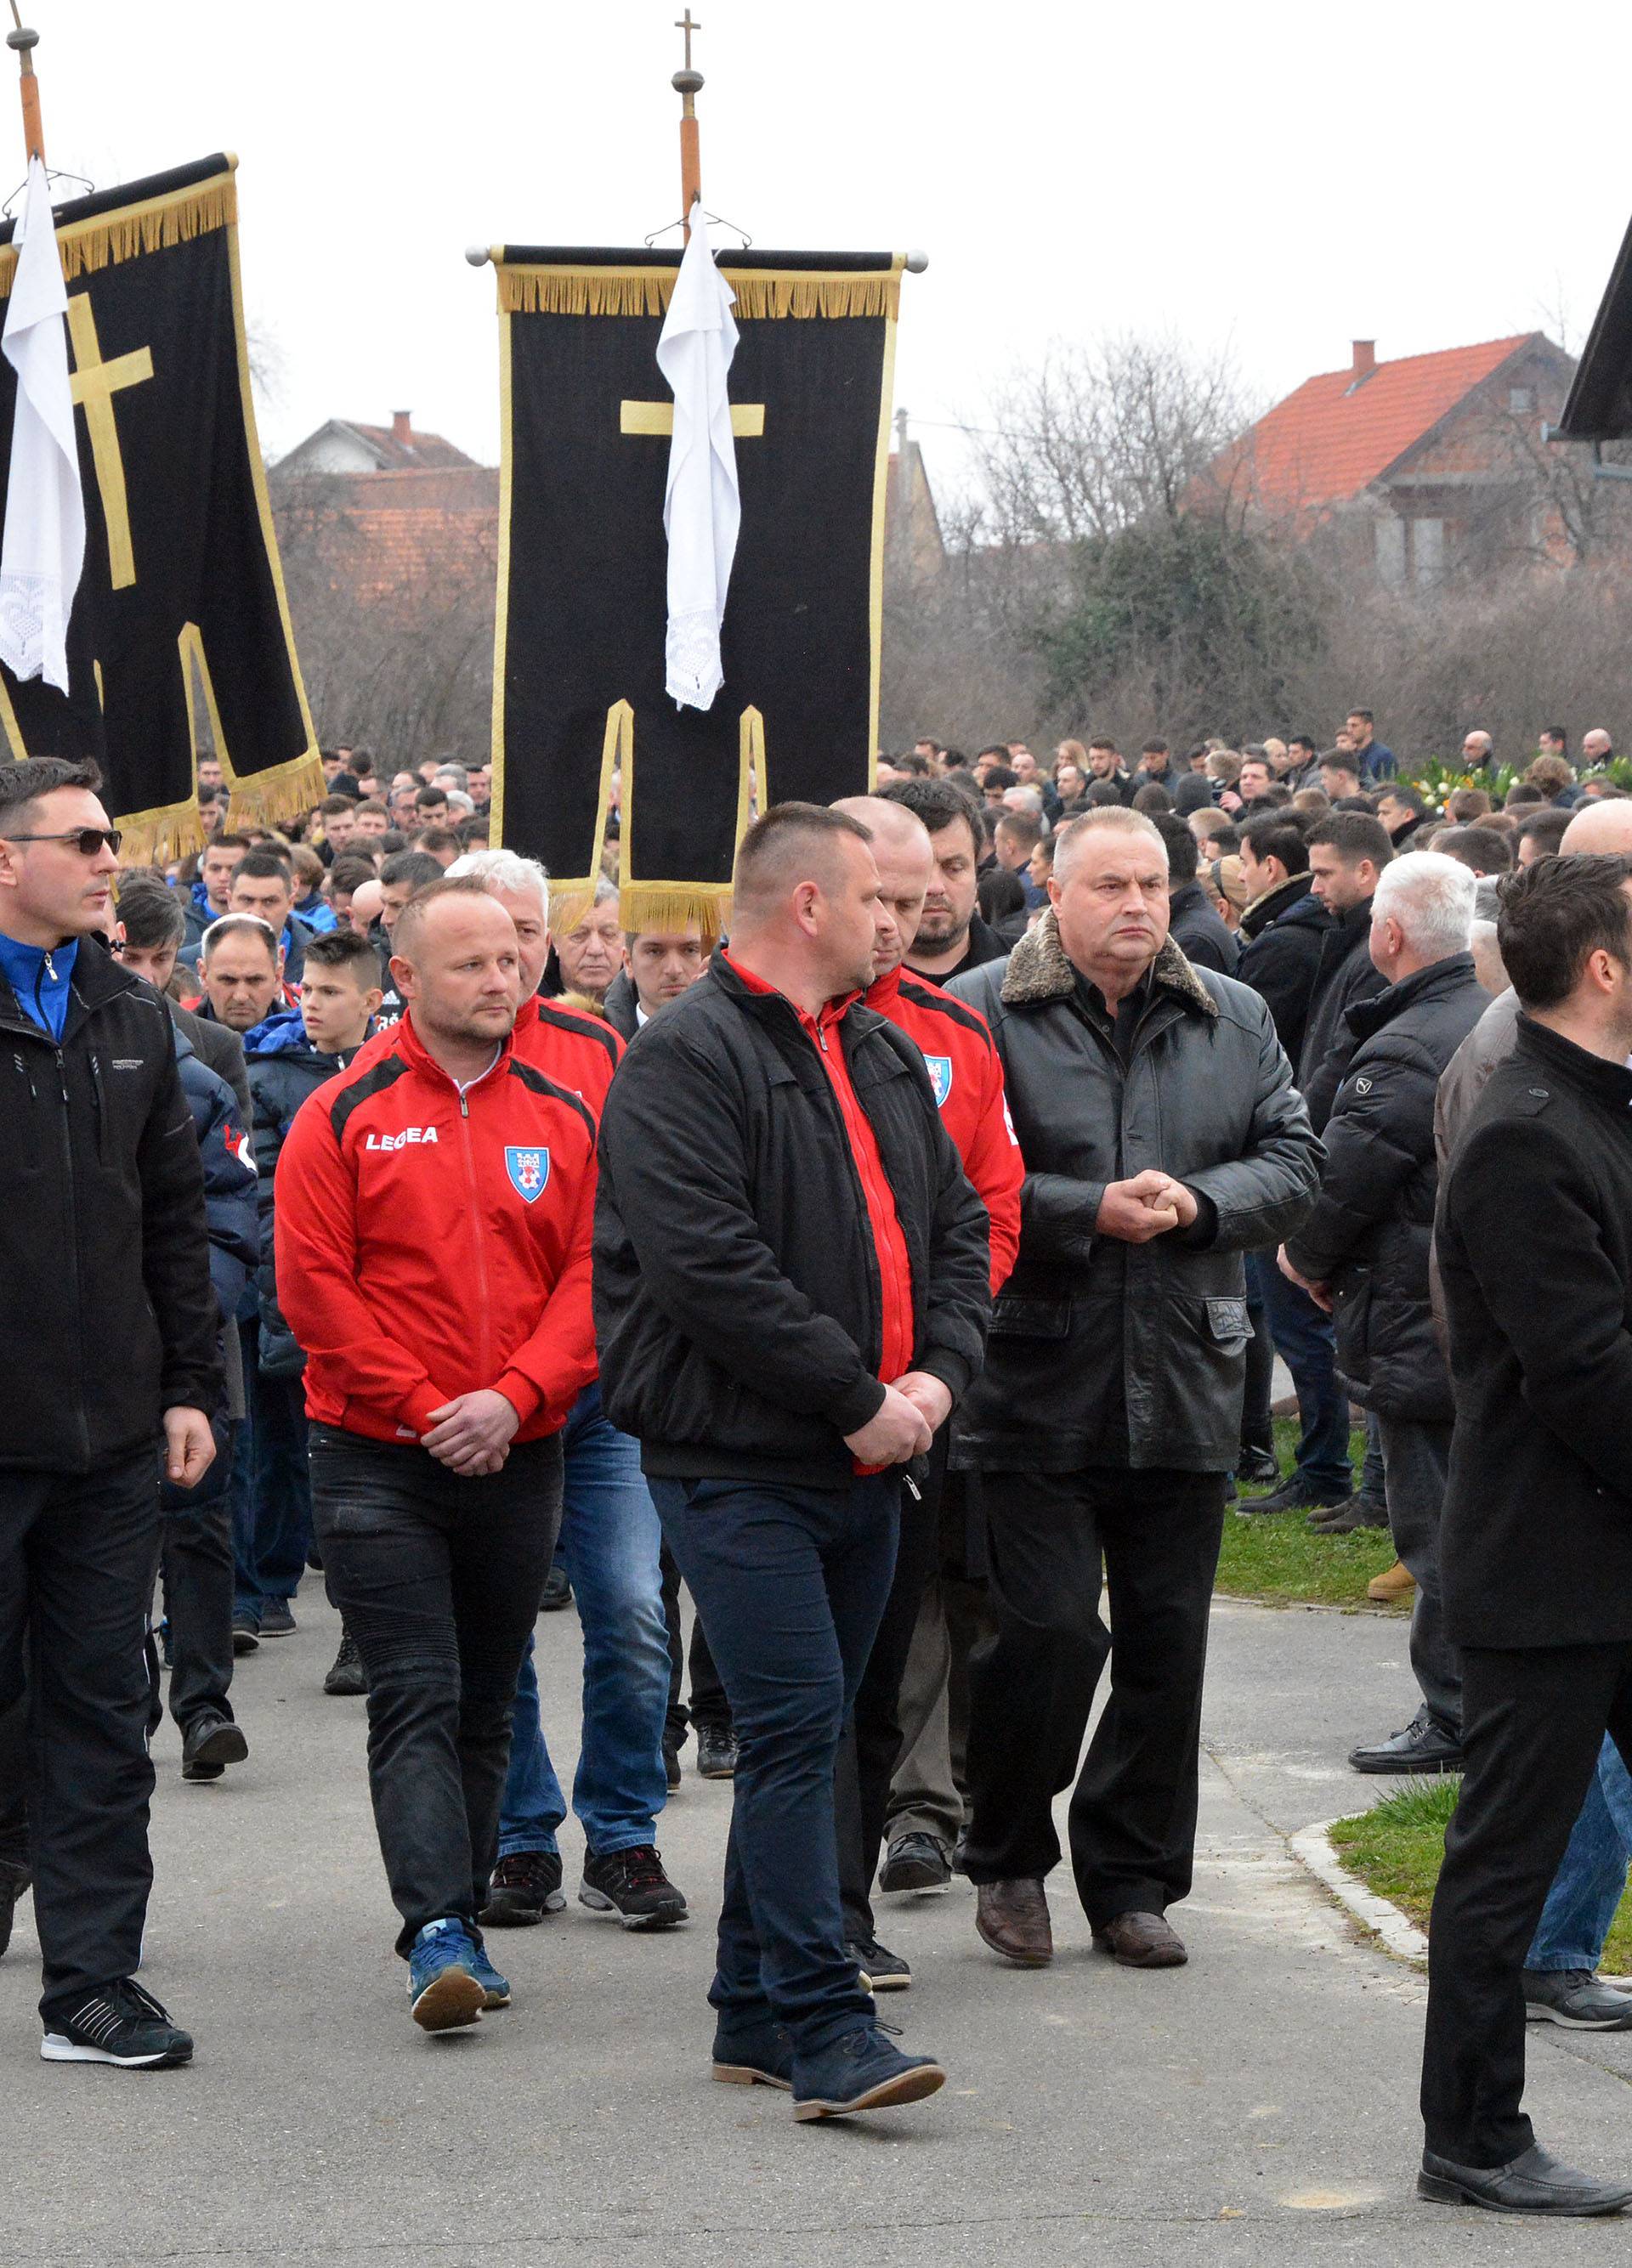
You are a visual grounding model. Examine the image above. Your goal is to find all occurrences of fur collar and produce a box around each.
[1000,908,1218,1019]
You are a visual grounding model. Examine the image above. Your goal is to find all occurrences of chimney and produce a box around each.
[391,409,412,446]
[1351,340,1376,379]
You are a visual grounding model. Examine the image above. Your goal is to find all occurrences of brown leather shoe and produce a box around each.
[975,1877,1052,1966]
[1094,1910,1187,1968]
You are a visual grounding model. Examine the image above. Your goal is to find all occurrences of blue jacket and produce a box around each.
[246,1010,367,1374]
[1361,740,1397,783]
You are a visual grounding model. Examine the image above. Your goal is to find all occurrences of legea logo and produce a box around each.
[364,1127,440,1151]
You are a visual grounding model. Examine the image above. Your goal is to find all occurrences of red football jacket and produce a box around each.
[511,993,623,1122]
[866,963,1023,1293]
[275,1010,598,1445]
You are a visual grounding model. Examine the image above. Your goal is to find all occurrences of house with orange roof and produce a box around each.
[1214,335,1578,585]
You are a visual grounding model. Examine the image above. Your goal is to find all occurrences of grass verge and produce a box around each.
[1329,1779,1632,1972]
[1215,1418,1404,1610]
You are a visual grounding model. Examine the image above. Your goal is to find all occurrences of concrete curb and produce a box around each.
[1290,1820,1429,1963]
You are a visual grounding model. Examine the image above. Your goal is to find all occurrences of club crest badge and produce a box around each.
[925,1055,954,1109]
[506,1146,550,1202]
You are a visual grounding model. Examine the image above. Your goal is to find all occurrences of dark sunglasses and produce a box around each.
[3,827,123,856]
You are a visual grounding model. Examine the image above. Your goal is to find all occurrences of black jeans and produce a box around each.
[962,1465,1227,1927]
[157,1414,238,1733]
[659,1543,731,1739]
[0,1449,163,2022]
[1422,1641,1632,2168]
[834,1434,949,1940]
[309,1426,563,1956]
[649,1472,898,2054]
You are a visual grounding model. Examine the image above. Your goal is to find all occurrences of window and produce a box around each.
[1411,517,1445,585]
[1509,387,1533,416]
[1374,516,1406,587]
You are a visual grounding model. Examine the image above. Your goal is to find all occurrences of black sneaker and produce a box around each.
[258,1599,297,1637]
[483,1851,566,1926]
[663,1735,683,1794]
[1236,1475,1349,1517]
[1524,1969,1632,2029]
[847,1934,911,1991]
[540,1564,574,1613]
[323,1626,368,1697]
[1235,1447,1280,1490]
[41,1978,193,2068]
[1306,1491,1390,1534]
[1349,1708,1465,1776]
[879,1831,952,1894]
[695,1724,738,1779]
[230,1611,260,1656]
[180,1712,248,1783]
[579,1845,688,1930]
[0,1863,28,1960]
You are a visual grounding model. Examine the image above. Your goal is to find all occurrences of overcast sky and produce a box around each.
[31,0,1632,507]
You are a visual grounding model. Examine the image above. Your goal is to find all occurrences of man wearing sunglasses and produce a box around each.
[0,758,220,2073]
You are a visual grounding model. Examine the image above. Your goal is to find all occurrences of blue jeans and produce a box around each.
[1246,1252,1352,1495]
[649,1471,899,2053]
[1527,1736,1632,1971]
[497,1385,672,1860]
[232,1317,313,1622]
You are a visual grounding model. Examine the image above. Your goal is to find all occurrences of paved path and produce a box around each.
[6,1591,1632,2264]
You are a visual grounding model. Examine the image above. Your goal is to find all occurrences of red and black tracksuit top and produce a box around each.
[275,1009,598,1445]
[866,963,1023,1294]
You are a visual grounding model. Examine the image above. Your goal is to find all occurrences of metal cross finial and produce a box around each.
[675,10,700,71]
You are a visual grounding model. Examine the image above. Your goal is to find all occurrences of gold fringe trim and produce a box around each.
[618,881,732,939]
[114,799,208,874]
[497,264,900,321]
[0,173,237,300]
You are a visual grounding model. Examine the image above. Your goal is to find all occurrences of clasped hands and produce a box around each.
[421,1388,522,1476]
[1095,1169,1199,1245]
[843,1370,953,1467]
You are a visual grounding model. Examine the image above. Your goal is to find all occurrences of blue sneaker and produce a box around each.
[792,2024,946,2122]
[406,1919,484,2033]
[467,1941,511,2011]
[711,2016,793,2090]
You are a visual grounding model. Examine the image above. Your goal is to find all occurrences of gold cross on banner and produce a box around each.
[66,294,154,591]
[620,400,764,438]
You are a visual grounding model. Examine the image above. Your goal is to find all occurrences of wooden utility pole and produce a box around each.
[673,9,702,237]
[7,6,44,167]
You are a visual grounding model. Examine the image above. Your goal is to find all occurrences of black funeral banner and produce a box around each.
[490,246,902,935]
[0,155,320,863]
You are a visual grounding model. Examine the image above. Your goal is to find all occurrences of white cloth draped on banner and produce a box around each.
[0,156,83,693]
[655,207,740,710]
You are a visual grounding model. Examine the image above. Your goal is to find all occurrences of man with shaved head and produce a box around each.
[1435,793,1632,2036]
[826,796,1023,1983]
[596,803,991,2121]
[275,878,601,2037]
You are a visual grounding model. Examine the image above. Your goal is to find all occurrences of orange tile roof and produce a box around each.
[273,467,499,610]
[1231,335,1539,513]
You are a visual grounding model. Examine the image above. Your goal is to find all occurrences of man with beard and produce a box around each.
[878,778,1010,981]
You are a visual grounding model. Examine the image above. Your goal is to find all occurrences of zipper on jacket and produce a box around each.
[456,1087,496,1383]
[88,1049,108,1166]
[54,1044,92,1466]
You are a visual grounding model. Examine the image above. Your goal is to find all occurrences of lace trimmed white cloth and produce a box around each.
[655,209,740,711]
[0,157,82,693]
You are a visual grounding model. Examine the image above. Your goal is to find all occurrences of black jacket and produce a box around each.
[1285,953,1487,1422]
[246,1013,364,1377]
[594,953,993,1485]
[1167,881,1238,976]
[0,932,221,1471]
[948,913,1321,1474]
[1235,875,1331,1065]
[602,968,639,1041]
[1437,1018,1632,1648]
[1296,897,1387,1134]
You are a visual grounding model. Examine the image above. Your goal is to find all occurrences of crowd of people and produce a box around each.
[3,703,1632,2203]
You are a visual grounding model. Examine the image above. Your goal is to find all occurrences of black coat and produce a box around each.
[246,1018,362,1377]
[1437,1017,1632,1648]
[1167,880,1238,977]
[0,933,221,1471]
[1235,875,1331,1066]
[602,968,639,1041]
[1297,898,1387,1134]
[1286,954,1488,1422]
[594,952,993,1485]
[949,914,1321,1474]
